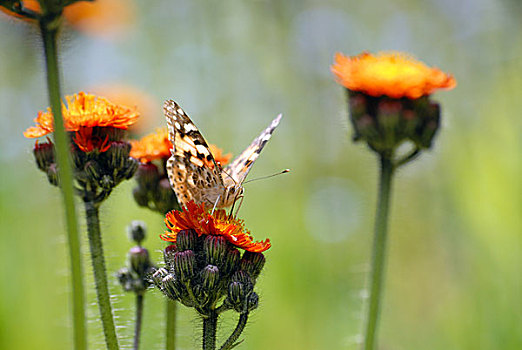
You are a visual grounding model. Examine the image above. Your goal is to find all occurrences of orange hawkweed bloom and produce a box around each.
[130,129,172,163]
[161,201,271,253]
[331,52,456,99]
[24,92,139,152]
[130,128,232,166]
[63,0,134,39]
[0,0,40,20]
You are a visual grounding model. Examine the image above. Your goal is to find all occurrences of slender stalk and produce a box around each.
[202,312,218,350]
[219,313,248,350]
[84,201,120,350]
[39,17,87,350]
[362,155,394,350]
[133,294,144,350]
[166,300,177,350]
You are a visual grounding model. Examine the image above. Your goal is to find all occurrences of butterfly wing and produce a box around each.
[164,100,224,207]
[222,113,282,187]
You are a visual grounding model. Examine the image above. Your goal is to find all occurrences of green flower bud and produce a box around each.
[201,264,220,291]
[33,140,55,171]
[240,251,265,280]
[163,244,177,272]
[129,246,152,276]
[173,250,196,282]
[127,220,147,244]
[132,186,150,207]
[222,247,241,275]
[176,229,198,252]
[247,292,259,312]
[203,235,227,266]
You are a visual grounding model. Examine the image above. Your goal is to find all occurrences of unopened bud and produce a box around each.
[84,160,103,183]
[127,220,147,244]
[173,250,196,282]
[201,265,220,291]
[163,244,177,272]
[33,140,55,171]
[176,229,198,252]
[247,292,259,312]
[132,186,150,207]
[135,163,160,190]
[240,251,265,280]
[203,235,227,266]
[129,246,152,276]
[47,163,59,186]
[107,141,131,170]
[222,247,241,275]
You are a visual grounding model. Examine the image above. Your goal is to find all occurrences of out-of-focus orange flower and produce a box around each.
[130,128,232,166]
[24,92,139,152]
[130,129,171,163]
[90,84,159,134]
[63,0,134,38]
[161,201,271,253]
[0,0,40,20]
[331,52,456,99]
[209,144,232,167]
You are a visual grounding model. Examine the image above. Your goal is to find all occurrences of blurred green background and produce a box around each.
[1,0,521,349]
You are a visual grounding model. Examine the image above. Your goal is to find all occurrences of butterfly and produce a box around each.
[164,100,282,210]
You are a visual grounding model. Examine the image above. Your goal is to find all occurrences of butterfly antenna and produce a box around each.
[243,169,290,185]
[233,195,245,218]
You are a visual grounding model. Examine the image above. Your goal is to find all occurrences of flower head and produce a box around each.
[161,201,271,253]
[24,92,139,152]
[130,129,172,163]
[130,128,232,165]
[331,52,456,99]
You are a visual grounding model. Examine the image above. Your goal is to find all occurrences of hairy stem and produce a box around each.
[202,312,218,350]
[219,313,248,350]
[40,16,87,350]
[85,201,120,350]
[166,300,177,350]
[133,294,144,350]
[362,155,394,350]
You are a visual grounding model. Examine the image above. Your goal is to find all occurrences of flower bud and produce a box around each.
[247,292,259,312]
[152,267,169,286]
[33,140,55,171]
[122,157,139,180]
[201,264,220,291]
[135,163,160,190]
[116,267,133,292]
[203,235,227,266]
[176,229,198,252]
[156,178,181,214]
[162,273,185,301]
[222,247,241,275]
[46,163,59,186]
[173,250,196,282]
[228,281,244,306]
[127,220,147,244]
[240,251,265,280]
[107,141,131,170]
[128,246,152,276]
[132,186,150,207]
[163,244,177,272]
[84,160,103,183]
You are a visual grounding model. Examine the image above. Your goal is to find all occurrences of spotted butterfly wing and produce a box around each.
[164,100,224,208]
[222,113,282,187]
[164,99,282,209]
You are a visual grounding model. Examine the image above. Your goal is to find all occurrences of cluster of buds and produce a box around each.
[132,161,180,214]
[117,221,155,295]
[33,129,138,203]
[348,92,440,153]
[152,229,265,317]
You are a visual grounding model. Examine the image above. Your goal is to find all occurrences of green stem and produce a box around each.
[84,201,120,350]
[133,294,144,350]
[219,313,248,350]
[39,16,87,350]
[363,155,395,350]
[166,300,177,350]
[202,312,218,350]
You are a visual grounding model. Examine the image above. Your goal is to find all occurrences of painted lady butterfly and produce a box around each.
[164,100,282,209]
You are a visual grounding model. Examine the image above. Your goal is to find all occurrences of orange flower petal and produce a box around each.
[161,201,270,253]
[331,52,456,99]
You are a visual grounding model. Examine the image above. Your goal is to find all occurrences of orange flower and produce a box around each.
[0,0,40,20]
[130,129,172,163]
[130,128,232,165]
[63,0,134,39]
[331,52,456,99]
[24,92,139,152]
[161,201,271,253]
